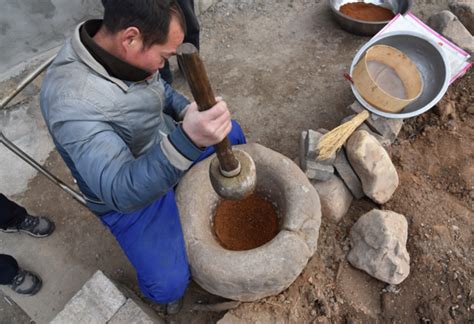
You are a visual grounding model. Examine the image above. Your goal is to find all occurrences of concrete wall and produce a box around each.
[0,0,103,77]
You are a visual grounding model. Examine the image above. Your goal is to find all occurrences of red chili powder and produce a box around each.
[213,194,279,251]
[339,3,395,22]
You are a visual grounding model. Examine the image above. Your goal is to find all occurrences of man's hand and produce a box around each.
[182,98,232,148]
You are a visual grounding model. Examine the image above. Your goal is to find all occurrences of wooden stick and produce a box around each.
[177,43,240,174]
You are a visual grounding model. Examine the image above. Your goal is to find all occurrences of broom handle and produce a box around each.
[176,43,240,175]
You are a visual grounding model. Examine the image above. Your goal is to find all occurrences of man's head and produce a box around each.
[97,0,186,74]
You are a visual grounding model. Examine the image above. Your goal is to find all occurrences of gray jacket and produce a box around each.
[40,22,203,215]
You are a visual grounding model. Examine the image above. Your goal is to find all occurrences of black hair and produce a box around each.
[101,0,186,47]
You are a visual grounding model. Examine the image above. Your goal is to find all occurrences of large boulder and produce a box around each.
[347,209,410,285]
[449,1,474,35]
[346,130,399,204]
[427,10,474,54]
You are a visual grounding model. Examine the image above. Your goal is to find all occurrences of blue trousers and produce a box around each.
[101,121,246,304]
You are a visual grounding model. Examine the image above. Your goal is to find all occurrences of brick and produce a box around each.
[305,129,336,164]
[349,101,404,143]
[108,299,164,324]
[304,159,334,181]
[299,130,335,181]
[304,129,320,161]
[334,149,365,199]
[51,271,126,324]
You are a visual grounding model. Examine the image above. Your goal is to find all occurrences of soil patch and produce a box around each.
[213,194,279,251]
[220,73,473,323]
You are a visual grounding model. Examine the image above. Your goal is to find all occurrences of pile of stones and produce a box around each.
[297,2,473,286]
[299,101,410,285]
[299,101,402,221]
[427,0,474,54]
[298,0,473,282]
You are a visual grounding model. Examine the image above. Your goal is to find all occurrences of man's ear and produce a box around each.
[121,26,142,52]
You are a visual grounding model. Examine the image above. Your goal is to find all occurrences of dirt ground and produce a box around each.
[214,70,473,324]
[3,0,473,323]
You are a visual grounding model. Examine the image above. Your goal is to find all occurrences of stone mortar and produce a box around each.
[176,143,322,301]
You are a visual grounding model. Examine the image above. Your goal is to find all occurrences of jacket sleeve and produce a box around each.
[51,112,203,213]
[162,79,190,121]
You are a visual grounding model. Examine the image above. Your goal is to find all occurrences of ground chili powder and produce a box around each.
[339,3,395,22]
[213,194,279,251]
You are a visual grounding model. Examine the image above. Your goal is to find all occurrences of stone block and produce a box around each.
[109,299,164,324]
[305,129,336,163]
[348,209,410,285]
[304,159,334,181]
[311,174,353,223]
[449,1,474,34]
[299,130,307,169]
[427,10,474,54]
[51,271,126,324]
[346,130,399,204]
[334,149,365,199]
[305,129,320,161]
[349,102,404,143]
[299,130,335,181]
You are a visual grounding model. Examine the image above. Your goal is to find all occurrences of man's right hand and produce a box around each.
[181,98,232,148]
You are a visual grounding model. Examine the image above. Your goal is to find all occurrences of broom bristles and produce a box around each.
[317,110,370,160]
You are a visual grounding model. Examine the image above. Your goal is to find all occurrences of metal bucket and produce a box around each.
[350,31,451,119]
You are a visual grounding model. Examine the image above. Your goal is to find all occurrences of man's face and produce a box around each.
[125,17,184,75]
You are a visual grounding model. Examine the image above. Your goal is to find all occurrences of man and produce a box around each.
[40,0,245,313]
[0,194,55,295]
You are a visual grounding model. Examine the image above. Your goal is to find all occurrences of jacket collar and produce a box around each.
[72,21,156,92]
[80,20,151,82]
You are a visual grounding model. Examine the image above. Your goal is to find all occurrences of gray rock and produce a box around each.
[109,299,164,324]
[304,159,335,181]
[449,1,474,35]
[176,143,322,301]
[51,271,126,324]
[299,130,308,169]
[349,102,403,143]
[299,130,335,181]
[334,149,365,199]
[427,10,474,54]
[348,209,410,285]
[341,114,391,151]
[305,129,320,161]
[346,130,399,204]
[357,124,391,152]
[311,174,353,223]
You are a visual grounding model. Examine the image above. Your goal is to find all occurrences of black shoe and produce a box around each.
[9,269,42,296]
[1,214,55,238]
[166,297,184,315]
